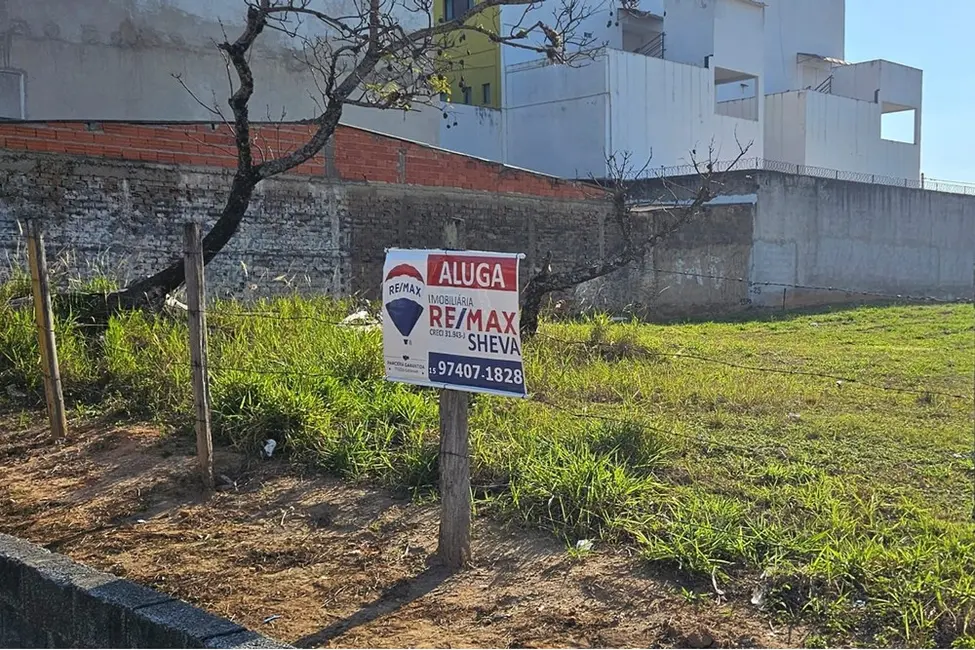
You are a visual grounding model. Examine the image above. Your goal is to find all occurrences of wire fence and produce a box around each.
[5,231,975,535]
[638,156,975,196]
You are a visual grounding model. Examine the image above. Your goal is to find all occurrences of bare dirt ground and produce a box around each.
[0,410,802,648]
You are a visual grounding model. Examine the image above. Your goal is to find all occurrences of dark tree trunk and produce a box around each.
[519,250,639,339]
[107,171,258,312]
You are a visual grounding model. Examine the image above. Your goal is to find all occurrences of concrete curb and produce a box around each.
[0,533,291,648]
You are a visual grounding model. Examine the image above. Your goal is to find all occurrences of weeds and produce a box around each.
[0,287,972,647]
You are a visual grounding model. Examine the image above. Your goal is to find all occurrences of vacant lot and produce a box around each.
[1,286,973,647]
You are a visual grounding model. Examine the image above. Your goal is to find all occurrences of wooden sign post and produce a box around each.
[382,221,527,570]
[26,220,68,440]
[184,222,214,491]
[438,217,471,569]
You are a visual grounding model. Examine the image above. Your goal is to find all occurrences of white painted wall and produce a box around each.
[439,104,504,161]
[500,0,620,68]
[763,0,845,94]
[798,57,832,90]
[832,60,922,110]
[607,50,762,171]
[764,90,920,180]
[716,97,759,121]
[764,92,806,164]
[661,0,715,68]
[3,0,440,143]
[713,0,764,76]
[504,58,611,177]
[501,50,764,177]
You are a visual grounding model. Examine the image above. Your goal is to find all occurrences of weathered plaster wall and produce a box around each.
[0,0,440,143]
[751,172,975,307]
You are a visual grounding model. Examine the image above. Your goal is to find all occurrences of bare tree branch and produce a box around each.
[108,0,603,310]
[518,140,753,337]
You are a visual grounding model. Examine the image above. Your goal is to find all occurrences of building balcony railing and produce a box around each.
[634,32,665,59]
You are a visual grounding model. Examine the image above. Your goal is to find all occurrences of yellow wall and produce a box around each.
[434,2,502,108]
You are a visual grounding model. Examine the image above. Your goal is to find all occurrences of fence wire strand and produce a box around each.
[537,333,971,400]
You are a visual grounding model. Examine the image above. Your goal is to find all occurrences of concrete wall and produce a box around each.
[0,0,440,143]
[764,92,806,164]
[504,58,611,177]
[439,104,504,162]
[0,121,601,302]
[713,0,764,76]
[4,123,972,318]
[0,151,587,299]
[0,533,286,648]
[831,59,923,148]
[459,48,766,177]
[607,50,763,171]
[750,171,975,306]
[765,90,920,180]
[804,91,919,179]
[0,147,754,316]
[832,60,923,110]
[716,97,759,121]
[579,200,756,317]
[763,0,845,94]
[661,0,715,69]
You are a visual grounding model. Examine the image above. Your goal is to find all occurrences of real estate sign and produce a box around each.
[382,248,527,398]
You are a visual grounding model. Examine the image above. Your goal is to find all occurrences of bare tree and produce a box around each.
[107,0,598,310]
[519,142,751,338]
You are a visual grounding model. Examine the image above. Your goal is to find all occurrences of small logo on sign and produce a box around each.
[384,264,425,345]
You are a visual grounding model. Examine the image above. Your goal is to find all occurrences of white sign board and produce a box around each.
[382,248,527,398]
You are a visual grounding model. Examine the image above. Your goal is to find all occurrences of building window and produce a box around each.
[482,83,491,105]
[445,0,473,21]
[0,70,25,119]
[461,86,472,104]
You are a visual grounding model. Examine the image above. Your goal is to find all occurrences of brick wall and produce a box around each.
[0,121,595,199]
[0,150,615,303]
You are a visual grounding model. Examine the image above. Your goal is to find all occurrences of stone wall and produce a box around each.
[0,148,753,316]
[0,533,286,648]
[0,149,618,304]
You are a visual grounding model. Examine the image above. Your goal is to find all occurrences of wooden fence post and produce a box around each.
[184,222,214,491]
[26,220,68,440]
[438,217,472,569]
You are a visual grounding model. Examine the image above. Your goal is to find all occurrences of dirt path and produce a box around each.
[0,411,800,648]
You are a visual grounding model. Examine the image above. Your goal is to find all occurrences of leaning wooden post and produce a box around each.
[26,220,68,440]
[184,222,214,491]
[438,217,472,569]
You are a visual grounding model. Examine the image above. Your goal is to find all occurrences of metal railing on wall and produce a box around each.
[639,157,975,197]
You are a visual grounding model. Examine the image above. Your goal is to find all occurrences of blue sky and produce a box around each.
[846,0,975,183]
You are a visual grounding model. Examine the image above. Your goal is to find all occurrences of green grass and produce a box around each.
[0,289,973,647]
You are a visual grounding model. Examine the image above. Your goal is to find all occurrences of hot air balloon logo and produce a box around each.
[384,263,425,344]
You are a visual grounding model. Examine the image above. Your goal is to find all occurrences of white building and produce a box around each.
[0,0,441,145]
[763,0,922,180]
[441,0,923,181]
